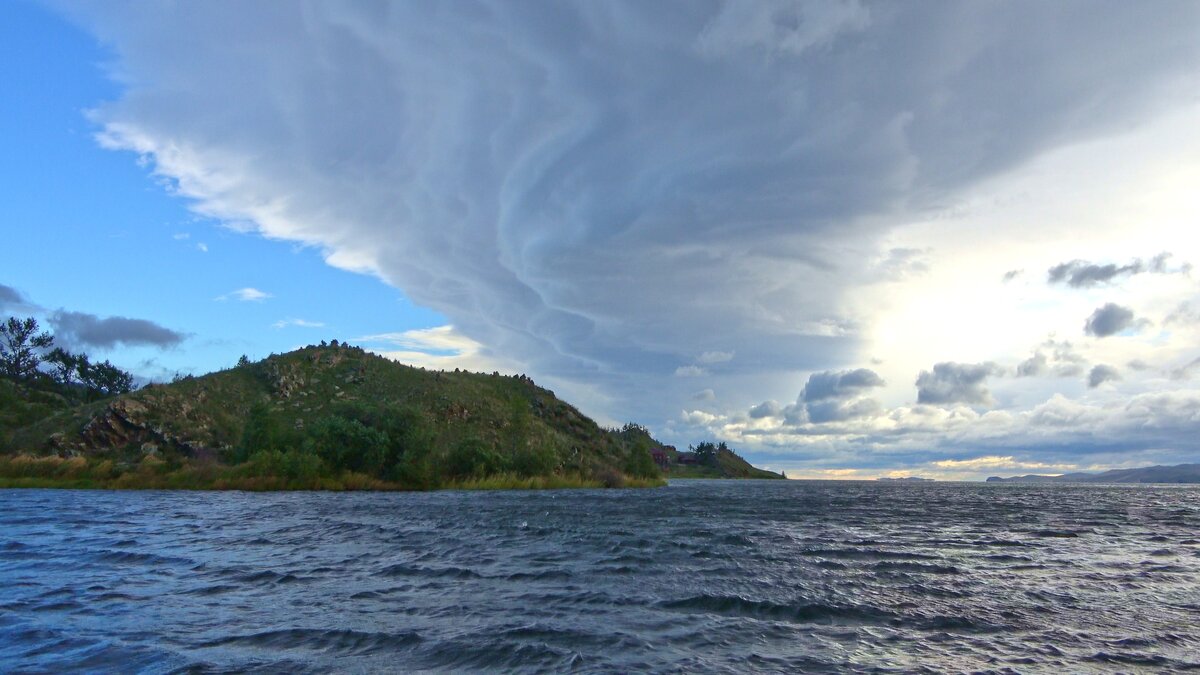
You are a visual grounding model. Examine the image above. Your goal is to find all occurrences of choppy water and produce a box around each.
[2,480,1199,673]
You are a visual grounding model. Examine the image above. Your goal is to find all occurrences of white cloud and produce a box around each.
[930,456,1075,471]
[216,287,271,302]
[196,242,208,253]
[358,325,512,374]
[697,350,734,364]
[272,318,325,329]
[681,409,719,426]
[674,365,706,377]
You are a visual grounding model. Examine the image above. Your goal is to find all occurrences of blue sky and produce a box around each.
[3,1,1199,478]
[0,1,443,380]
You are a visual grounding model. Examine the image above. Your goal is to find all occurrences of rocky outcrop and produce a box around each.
[71,397,213,458]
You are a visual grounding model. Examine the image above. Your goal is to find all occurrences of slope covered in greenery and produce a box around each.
[665,441,785,479]
[1,344,664,490]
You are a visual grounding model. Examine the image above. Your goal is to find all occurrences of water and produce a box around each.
[1,480,1198,673]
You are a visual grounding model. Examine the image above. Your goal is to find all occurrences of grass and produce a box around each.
[0,454,665,492]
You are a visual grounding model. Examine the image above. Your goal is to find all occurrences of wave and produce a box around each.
[199,628,423,656]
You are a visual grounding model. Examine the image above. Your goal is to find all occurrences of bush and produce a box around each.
[595,468,626,489]
[444,437,503,480]
[279,448,324,481]
[245,448,325,482]
[236,401,282,462]
[623,446,659,478]
[306,415,389,476]
[510,442,558,477]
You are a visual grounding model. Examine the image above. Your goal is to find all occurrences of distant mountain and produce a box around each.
[985,464,1200,484]
[877,476,933,482]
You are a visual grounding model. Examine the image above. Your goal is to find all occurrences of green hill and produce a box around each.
[0,343,665,490]
[663,442,785,480]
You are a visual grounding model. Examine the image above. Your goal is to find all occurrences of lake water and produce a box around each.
[2,480,1198,673]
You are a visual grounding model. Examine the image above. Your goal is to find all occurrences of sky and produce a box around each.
[2,1,1198,480]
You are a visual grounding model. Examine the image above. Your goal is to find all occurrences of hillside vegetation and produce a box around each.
[664,441,785,479]
[1,343,665,490]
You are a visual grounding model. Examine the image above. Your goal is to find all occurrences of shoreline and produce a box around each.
[0,454,666,492]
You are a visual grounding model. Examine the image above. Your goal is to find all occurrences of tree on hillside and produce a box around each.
[692,441,716,464]
[45,347,87,386]
[0,316,53,380]
[83,360,135,396]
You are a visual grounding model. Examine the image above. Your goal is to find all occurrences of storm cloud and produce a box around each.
[1084,303,1136,338]
[1047,253,1184,288]
[801,368,886,402]
[59,1,1200,426]
[1087,364,1121,388]
[1048,260,1144,287]
[49,311,187,351]
[915,362,1001,406]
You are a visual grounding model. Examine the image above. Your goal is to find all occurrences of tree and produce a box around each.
[238,401,282,461]
[82,360,136,397]
[236,354,251,368]
[306,415,389,475]
[0,316,53,380]
[45,347,87,386]
[693,441,719,467]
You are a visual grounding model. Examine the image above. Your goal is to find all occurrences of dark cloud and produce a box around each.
[805,397,883,424]
[0,283,38,313]
[1001,269,1023,283]
[63,1,1200,427]
[1087,364,1121,388]
[1084,303,1136,338]
[749,400,781,419]
[916,362,1000,406]
[49,311,187,351]
[1048,260,1144,287]
[801,368,886,402]
[1127,359,1150,372]
[750,368,885,425]
[1016,352,1047,377]
[1047,253,1185,288]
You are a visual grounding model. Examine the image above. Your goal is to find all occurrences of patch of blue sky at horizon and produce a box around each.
[0,3,451,380]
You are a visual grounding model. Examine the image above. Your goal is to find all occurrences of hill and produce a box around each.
[662,441,785,479]
[0,343,665,490]
[985,464,1200,484]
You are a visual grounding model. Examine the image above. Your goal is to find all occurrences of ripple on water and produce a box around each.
[1,481,1198,672]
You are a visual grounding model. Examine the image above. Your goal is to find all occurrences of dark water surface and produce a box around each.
[2,480,1198,673]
